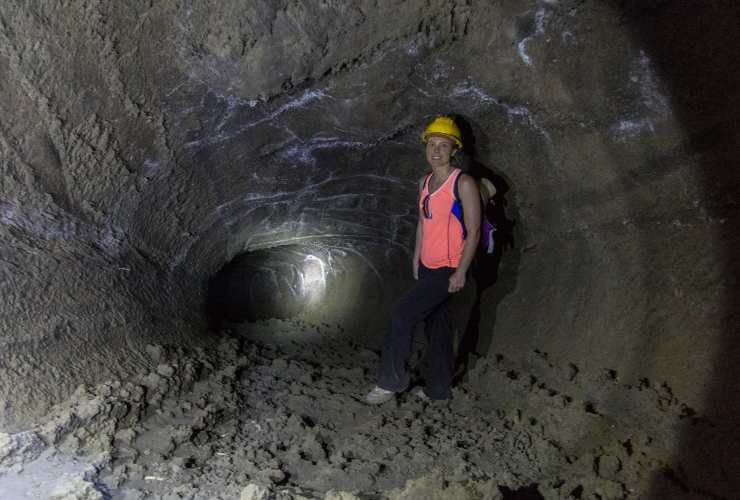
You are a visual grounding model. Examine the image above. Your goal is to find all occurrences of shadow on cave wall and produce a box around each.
[447,114,520,379]
[619,1,740,497]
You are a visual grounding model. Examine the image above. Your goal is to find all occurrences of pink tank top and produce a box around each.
[419,169,465,269]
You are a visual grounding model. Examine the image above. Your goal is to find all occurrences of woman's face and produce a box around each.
[425,135,456,168]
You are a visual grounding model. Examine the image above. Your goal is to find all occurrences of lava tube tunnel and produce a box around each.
[0,1,738,499]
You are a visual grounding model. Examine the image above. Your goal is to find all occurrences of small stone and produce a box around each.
[0,432,16,462]
[537,485,562,500]
[240,482,271,500]
[95,384,113,397]
[129,385,146,402]
[72,385,91,399]
[114,428,136,446]
[145,344,163,363]
[142,372,163,389]
[110,401,130,420]
[325,491,361,500]
[49,473,105,500]
[596,454,622,478]
[169,457,187,474]
[157,364,176,377]
[257,467,286,484]
[281,490,314,500]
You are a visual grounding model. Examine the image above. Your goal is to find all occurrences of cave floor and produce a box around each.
[0,319,709,499]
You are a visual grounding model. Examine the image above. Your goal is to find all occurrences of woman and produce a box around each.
[366,116,481,403]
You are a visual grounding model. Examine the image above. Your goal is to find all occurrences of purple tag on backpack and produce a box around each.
[481,218,496,254]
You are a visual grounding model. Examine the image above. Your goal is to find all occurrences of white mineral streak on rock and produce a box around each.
[451,80,497,104]
[164,79,189,98]
[312,193,365,204]
[214,94,260,132]
[451,80,552,142]
[0,201,126,258]
[184,88,329,150]
[265,89,329,121]
[278,136,370,166]
[169,172,413,269]
[246,232,409,255]
[612,118,655,136]
[0,202,64,239]
[635,51,670,117]
[209,173,408,222]
[610,50,672,140]
[141,158,161,172]
[517,8,550,67]
[503,102,549,139]
[328,244,383,281]
[276,120,410,166]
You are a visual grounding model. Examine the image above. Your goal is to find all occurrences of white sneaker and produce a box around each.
[365,386,396,405]
[415,388,430,401]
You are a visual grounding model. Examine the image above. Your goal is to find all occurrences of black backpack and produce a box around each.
[452,173,497,254]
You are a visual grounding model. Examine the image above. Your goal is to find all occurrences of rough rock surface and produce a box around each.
[0,431,45,468]
[0,0,739,498]
[1,321,736,499]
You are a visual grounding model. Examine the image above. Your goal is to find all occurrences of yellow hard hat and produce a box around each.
[421,116,463,149]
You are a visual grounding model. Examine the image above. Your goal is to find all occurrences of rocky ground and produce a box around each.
[0,319,729,500]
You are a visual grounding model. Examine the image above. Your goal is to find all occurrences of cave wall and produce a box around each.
[0,0,737,440]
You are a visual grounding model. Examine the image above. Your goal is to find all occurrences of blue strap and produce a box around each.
[451,171,467,239]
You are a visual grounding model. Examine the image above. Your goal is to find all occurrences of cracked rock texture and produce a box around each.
[0,0,739,498]
[3,322,737,499]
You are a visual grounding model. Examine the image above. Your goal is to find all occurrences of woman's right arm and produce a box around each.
[413,177,425,279]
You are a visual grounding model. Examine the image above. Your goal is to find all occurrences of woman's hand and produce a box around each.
[448,270,466,293]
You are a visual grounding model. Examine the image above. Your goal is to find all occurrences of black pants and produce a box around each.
[377,265,455,400]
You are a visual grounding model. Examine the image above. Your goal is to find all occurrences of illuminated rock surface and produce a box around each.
[0,1,738,498]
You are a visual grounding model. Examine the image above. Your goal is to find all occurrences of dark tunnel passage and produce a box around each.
[206,238,416,336]
[208,245,340,324]
[0,1,738,499]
